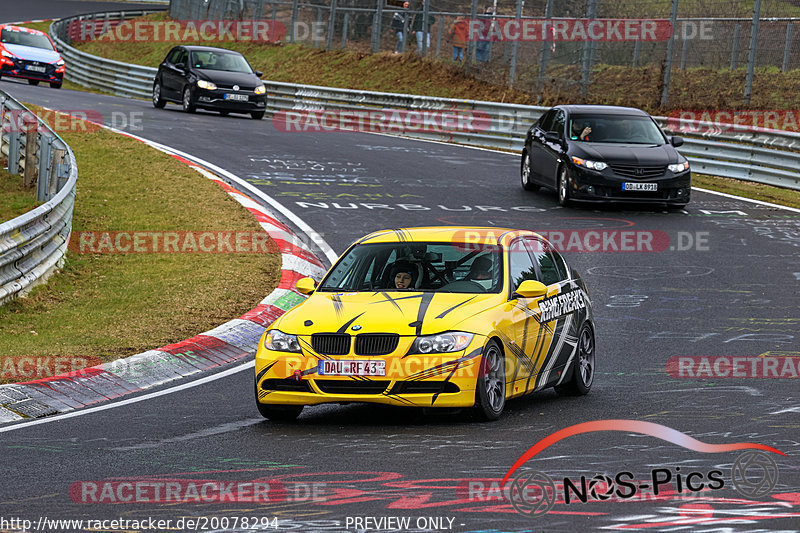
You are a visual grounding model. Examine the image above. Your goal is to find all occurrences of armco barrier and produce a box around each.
[49,10,799,191]
[0,92,77,305]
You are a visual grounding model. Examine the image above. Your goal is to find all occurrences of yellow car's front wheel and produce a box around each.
[474,340,506,421]
[255,380,304,421]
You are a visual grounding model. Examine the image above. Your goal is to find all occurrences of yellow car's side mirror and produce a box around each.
[512,279,548,299]
[296,277,317,295]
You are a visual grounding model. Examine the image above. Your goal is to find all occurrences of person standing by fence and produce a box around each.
[449,15,469,61]
[475,5,493,62]
[411,0,436,55]
[392,1,410,54]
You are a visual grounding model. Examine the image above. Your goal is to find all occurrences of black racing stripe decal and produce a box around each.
[256,361,278,382]
[331,294,344,317]
[382,392,415,405]
[378,291,403,312]
[412,293,436,336]
[435,296,476,319]
[337,312,365,333]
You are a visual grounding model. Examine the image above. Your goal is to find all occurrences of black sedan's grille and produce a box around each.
[311,333,350,355]
[609,164,666,179]
[354,334,399,356]
[315,380,390,394]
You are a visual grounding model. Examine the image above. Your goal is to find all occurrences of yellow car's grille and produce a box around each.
[315,380,391,394]
[354,334,399,355]
[311,333,350,355]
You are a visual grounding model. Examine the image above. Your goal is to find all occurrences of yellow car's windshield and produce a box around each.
[318,242,503,294]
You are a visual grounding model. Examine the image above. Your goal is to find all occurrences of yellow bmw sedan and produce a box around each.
[255,227,595,421]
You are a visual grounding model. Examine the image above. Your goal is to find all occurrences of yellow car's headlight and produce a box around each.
[264,330,301,353]
[197,80,217,90]
[254,84,266,95]
[410,332,474,354]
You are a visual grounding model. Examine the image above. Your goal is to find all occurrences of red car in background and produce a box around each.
[0,25,64,88]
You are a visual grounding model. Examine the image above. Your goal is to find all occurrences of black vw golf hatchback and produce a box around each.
[521,105,691,207]
[153,45,267,119]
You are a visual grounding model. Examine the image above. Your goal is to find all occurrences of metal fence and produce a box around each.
[0,92,78,305]
[168,0,800,107]
[48,9,800,191]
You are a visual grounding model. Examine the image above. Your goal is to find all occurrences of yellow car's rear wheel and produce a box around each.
[474,340,506,421]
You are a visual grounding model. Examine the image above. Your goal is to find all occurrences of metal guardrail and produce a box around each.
[49,10,800,191]
[0,92,78,305]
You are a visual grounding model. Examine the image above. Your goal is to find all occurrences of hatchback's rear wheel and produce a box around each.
[28,79,39,86]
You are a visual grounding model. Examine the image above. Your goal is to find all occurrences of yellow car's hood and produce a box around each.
[277,291,502,336]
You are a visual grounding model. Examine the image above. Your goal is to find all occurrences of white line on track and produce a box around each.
[0,361,253,435]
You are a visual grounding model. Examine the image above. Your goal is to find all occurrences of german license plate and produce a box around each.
[25,65,46,73]
[318,360,386,376]
[224,93,248,102]
[622,182,658,191]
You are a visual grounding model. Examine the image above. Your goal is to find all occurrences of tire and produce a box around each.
[255,380,303,421]
[520,151,539,191]
[474,340,506,421]
[28,79,39,86]
[555,324,595,396]
[182,86,196,113]
[557,166,572,207]
[152,82,166,108]
[49,82,62,89]
[251,111,265,120]
[219,110,229,116]
[667,203,688,210]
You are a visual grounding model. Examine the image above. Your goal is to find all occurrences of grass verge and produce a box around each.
[0,106,280,383]
[0,163,41,220]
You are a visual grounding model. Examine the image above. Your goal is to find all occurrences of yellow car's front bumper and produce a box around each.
[255,336,486,408]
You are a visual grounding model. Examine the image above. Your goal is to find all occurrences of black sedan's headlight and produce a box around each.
[409,332,474,354]
[571,156,607,171]
[668,161,690,173]
[264,330,301,353]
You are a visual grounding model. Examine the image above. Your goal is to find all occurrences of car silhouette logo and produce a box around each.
[233,85,240,91]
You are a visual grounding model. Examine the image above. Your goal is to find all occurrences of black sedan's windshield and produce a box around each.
[1,29,55,51]
[190,51,252,73]
[569,115,665,144]
[319,242,503,294]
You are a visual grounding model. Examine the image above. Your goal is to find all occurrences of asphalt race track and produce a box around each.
[1,3,799,532]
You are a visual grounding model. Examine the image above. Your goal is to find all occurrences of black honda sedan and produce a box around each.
[521,105,691,207]
[153,45,267,119]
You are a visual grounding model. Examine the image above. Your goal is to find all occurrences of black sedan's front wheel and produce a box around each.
[251,111,265,120]
[474,340,506,421]
[182,86,196,113]
[521,151,539,191]
[557,166,572,207]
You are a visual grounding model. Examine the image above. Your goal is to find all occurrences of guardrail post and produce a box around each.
[289,0,299,43]
[23,115,38,189]
[538,0,554,94]
[508,0,523,87]
[49,148,65,197]
[465,0,478,72]
[730,23,740,70]
[782,22,794,72]
[579,0,598,98]
[744,0,762,106]
[8,129,20,175]
[660,0,679,108]
[314,8,323,47]
[341,12,349,49]
[326,0,337,50]
[37,134,53,201]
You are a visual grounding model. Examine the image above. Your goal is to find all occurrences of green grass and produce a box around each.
[0,164,40,220]
[0,107,280,382]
